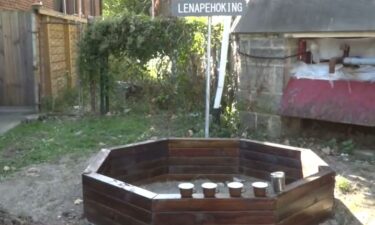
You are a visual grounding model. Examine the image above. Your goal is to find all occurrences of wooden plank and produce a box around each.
[2,12,15,105]
[239,167,297,184]
[276,198,333,225]
[240,140,302,159]
[109,140,168,158]
[0,12,5,105]
[169,165,239,174]
[12,12,22,105]
[114,166,169,183]
[84,149,111,173]
[153,211,276,225]
[83,187,152,224]
[240,158,303,179]
[168,156,239,166]
[64,23,72,87]
[82,172,156,210]
[133,174,238,185]
[42,16,52,96]
[153,197,276,212]
[109,158,168,176]
[84,200,149,225]
[239,150,302,169]
[168,138,240,148]
[276,170,335,207]
[169,148,239,157]
[276,184,333,220]
[38,8,88,23]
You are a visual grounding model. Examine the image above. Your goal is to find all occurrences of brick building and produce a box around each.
[0,0,102,17]
[0,0,102,110]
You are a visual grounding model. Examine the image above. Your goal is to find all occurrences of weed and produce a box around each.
[340,139,355,155]
[336,176,354,194]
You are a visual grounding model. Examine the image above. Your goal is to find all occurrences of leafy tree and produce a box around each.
[103,0,151,17]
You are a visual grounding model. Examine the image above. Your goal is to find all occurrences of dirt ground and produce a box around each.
[0,142,374,225]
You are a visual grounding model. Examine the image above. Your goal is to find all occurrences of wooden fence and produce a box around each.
[0,8,86,108]
[38,8,86,99]
[0,11,35,107]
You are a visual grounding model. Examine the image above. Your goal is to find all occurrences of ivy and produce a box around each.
[78,12,204,114]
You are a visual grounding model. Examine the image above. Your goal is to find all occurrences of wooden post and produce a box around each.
[64,23,72,88]
[42,16,52,97]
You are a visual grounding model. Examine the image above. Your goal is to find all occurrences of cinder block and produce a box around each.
[267,115,282,138]
[239,111,257,130]
[250,39,271,48]
[249,48,286,58]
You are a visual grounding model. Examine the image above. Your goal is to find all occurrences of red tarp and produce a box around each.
[279,78,375,126]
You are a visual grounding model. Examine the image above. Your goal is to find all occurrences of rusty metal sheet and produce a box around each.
[279,78,375,127]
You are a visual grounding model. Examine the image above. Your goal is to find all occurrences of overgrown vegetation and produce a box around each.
[78,12,208,114]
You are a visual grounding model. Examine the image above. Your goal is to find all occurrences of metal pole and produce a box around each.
[205,17,212,138]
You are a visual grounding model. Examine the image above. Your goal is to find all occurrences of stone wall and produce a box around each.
[234,34,299,137]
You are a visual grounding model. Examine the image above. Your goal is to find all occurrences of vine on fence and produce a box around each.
[78,12,204,114]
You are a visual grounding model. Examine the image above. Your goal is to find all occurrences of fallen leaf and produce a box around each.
[74,198,83,205]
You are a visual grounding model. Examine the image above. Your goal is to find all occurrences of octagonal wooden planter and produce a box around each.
[82,138,335,225]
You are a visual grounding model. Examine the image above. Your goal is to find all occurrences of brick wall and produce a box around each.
[0,0,101,17]
[0,0,53,11]
[234,34,299,137]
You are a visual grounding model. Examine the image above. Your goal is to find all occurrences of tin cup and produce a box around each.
[201,182,218,198]
[252,182,268,197]
[178,183,195,198]
[227,182,244,197]
[270,171,285,194]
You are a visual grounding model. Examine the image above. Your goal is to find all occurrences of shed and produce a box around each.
[232,0,375,136]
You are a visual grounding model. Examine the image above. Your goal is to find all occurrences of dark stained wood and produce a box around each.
[85,199,149,225]
[169,148,239,157]
[277,170,335,207]
[108,140,168,158]
[152,196,276,212]
[168,138,239,149]
[82,138,335,225]
[84,149,111,174]
[84,187,152,224]
[240,158,303,179]
[276,198,334,225]
[109,158,168,176]
[82,172,156,210]
[239,167,297,184]
[240,140,302,159]
[153,211,276,225]
[169,165,239,174]
[114,166,169,183]
[134,174,238,185]
[240,150,302,169]
[276,184,334,220]
[168,156,239,166]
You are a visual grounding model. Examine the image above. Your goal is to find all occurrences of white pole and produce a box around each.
[214,16,231,109]
[205,17,212,138]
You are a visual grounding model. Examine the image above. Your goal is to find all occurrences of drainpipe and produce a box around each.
[343,57,375,65]
[31,4,42,112]
[63,0,67,14]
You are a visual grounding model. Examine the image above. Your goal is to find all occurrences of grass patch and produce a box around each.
[0,113,151,176]
[0,111,213,177]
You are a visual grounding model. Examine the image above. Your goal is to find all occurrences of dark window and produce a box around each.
[90,0,96,16]
[54,0,63,12]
